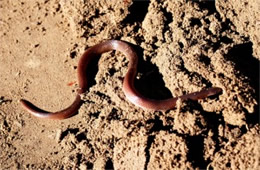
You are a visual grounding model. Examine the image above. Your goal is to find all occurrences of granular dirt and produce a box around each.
[0,0,259,169]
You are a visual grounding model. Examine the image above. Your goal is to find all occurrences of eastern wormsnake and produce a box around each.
[20,40,222,119]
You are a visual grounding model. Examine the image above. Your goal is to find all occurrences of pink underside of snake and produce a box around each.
[20,40,222,120]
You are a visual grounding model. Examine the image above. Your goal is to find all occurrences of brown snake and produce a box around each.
[20,40,222,119]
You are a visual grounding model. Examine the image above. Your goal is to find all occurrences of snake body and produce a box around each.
[20,40,222,119]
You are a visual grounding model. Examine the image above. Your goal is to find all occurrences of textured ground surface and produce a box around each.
[0,0,259,169]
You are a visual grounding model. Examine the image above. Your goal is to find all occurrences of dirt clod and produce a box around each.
[0,0,259,169]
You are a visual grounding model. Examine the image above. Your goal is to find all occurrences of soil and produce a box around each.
[0,0,259,169]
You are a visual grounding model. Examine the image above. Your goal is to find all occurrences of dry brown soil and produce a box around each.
[0,0,259,169]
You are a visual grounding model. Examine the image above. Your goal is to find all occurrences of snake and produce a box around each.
[20,40,222,119]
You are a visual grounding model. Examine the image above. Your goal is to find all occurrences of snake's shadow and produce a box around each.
[132,43,173,100]
[84,41,173,101]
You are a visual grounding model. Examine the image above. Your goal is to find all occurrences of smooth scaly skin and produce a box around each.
[20,40,222,119]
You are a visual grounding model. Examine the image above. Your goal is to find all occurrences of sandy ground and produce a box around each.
[0,0,259,169]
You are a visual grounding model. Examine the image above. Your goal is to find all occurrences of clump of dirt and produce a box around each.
[216,0,260,59]
[0,0,259,169]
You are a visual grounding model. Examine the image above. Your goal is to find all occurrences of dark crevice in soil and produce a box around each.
[161,6,173,41]
[105,158,114,170]
[76,132,87,142]
[89,111,101,118]
[220,18,241,36]
[0,96,12,105]
[131,43,173,100]
[146,116,172,133]
[210,18,237,51]
[226,42,259,96]
[86,161,93,169]
[186,135,207,169]
[144,135,155,170]
[246,110,259,128]
[76,153,83,166]
[226,42,259,124]
[227,124,248,138]
[59,128,88,143]
[59,128,80,141]
[143,116,174,169]
[107,108,120,121]
[81,9,108,37]
[203,111,225,154]
[191,0,217,15]
[190,18,202,27]
[202,110,224,131]
[135,63,173,100]
[95,91,112,104]
[219,35,233,44]
[182,102,225,167]
[198,54,211,66]
[82,52,100,88]
[122,0,150,24]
